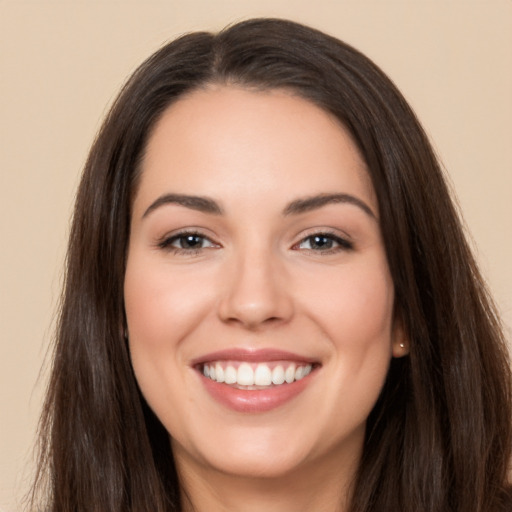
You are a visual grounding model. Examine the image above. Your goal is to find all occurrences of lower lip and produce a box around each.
[199,371,316,413]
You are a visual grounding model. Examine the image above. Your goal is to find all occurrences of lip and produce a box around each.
[191,348,316,366]
[192,348,319,413]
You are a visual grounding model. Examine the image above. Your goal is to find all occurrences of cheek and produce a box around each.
[123,255,216,427]
[124,255,215,348]
[300,257,395,403]
[300,257,395,350]
[318,266,394,418]
[123,253,217,409]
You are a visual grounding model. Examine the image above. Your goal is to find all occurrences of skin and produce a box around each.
[124,86,408,512]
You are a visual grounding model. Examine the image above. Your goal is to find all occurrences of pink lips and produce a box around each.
[193,348,318,413]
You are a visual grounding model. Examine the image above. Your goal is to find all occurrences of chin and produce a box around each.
[171,417,365,483]
[171,421,312,476]
[198,448,312,480]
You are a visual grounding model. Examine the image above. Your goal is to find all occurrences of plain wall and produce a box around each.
[1,1,511,510]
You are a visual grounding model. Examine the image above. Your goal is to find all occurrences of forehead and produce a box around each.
[136,85,376,215]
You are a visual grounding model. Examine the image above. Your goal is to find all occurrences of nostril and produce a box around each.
[223,313,289,330]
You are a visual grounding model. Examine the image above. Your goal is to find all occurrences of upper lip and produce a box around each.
[191,348,318,366]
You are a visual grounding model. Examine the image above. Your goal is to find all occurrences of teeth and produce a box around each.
[215,362,225,383]
[271,365,285,385]
[224,365,237,384]
[204,361,313,387]
[254,364,272,386]
[237,363,254,386]
[285,364,296,383]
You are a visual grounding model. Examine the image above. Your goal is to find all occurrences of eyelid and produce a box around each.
[156,228,221,252]
[291,228,354,252]
[154,226,353,255]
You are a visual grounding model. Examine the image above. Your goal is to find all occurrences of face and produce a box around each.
[124,86,405,482]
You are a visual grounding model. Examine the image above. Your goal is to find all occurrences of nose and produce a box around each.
[217,247,294,330]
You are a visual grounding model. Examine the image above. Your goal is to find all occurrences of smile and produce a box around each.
[202,361,314,388]
[193,349,319,413]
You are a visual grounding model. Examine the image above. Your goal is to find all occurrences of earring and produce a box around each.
[399,343,405,349]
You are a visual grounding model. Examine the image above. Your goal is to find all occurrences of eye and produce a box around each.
[158,231,219,254]
[295,233,353,253]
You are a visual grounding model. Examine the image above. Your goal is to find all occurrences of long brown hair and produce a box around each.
[31,18,511,512]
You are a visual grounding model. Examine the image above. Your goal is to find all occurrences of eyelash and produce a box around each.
[293,231,353,254]
[156,230,353,256]
[157,230,219,255]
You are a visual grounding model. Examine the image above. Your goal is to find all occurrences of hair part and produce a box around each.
[31,18,511,512]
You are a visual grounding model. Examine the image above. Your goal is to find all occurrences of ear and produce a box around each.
[391,312,410,358]
[120,323,129,341]
[120,309,129,341]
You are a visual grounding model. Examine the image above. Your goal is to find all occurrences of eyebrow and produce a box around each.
[142,193,223,218]
[142,192,375,220]
[283,193,376,219]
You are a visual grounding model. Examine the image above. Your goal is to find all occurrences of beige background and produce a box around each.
[1,1,511,510]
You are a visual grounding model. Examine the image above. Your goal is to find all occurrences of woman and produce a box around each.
[31,18,511,512]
